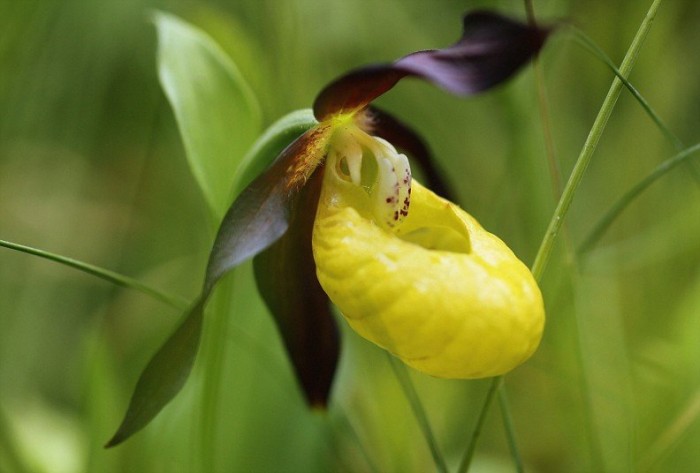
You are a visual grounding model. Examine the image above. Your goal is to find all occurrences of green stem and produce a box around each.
[457,377,502,473]
[386,354,448,473]
[569,27,683,152]
[458,1,664,471]
[498,383,524,473]
[198,275,234,473]
[530,0,664,279]
[0,238,189,311]
[578,143,700,254]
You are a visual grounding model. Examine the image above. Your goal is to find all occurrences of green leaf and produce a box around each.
[106,110,321,447]
[154,11,262,219]
[231,109,318,198]
[105,299,204,448]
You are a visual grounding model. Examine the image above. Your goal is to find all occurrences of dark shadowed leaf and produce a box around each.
[105,298,205,447]
[205,123,332,292]
[253,167,339,407]
[364,106,455,200]
[314,10,550,120]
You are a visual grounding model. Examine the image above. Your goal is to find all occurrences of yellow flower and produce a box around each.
[313,124,544,378]
[109,9,552,448]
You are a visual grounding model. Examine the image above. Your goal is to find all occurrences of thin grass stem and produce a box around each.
[569,27,683,152]
[578,143,700,254]
[198,276,234,473]
[0,238,189,311]
[386,354,448,473]
[530,0,664,279]
[457,377,502,473]
[498,383,524,473]
[459,1,664,471]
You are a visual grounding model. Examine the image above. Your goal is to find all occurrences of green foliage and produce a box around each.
[154,11,261,220]
[2,1,700,472]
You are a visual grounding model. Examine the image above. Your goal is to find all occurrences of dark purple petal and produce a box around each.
[313,10,550,120]
[313,65,405,121]
[105,298,205,448]
[364,106,455,200]
[253,167,339,407]
[205,123,332,293]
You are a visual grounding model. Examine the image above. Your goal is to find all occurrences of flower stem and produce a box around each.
[498,383,524,473]
[457,377,502,473]
[530,0,664,280]
[458,1,665,471]
[386,354,449,473]
[0,238,189,311]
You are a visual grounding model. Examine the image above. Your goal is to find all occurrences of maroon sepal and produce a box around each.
[205,123,332,293]
[313,10,550,120]
[107,124,332,448]
[253,167,339,407]
[364,106,455,200]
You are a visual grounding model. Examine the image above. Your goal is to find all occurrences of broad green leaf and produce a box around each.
[107,111,323,447]
[154,11,261,219]
[105,299,204,447]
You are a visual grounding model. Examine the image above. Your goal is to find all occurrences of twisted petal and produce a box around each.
[312,161,544,378]
[313,10,551,120]
[205,122,332,291]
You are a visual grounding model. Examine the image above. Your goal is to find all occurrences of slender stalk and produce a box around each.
[457,377,502,473]
[0,238,189,311]
[498,384,524,473]
[530,0,664,279]
[386,354,448,473]
[578,143,700,254]
[569,27,683,152]
[198,276,234,473]
[458,1,665,471]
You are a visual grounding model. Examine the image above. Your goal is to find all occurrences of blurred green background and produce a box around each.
[2,0,700,471]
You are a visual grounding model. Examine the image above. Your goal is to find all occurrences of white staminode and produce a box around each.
[331,127,412,229]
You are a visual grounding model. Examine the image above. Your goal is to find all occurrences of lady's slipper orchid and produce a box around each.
[108,10,550,447]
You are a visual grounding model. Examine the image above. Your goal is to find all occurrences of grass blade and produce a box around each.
[578,143,700,254]
[458,377,501,473]
[386,354,449,473]
[498,384,524,473]
[531,0,664,279]
[569,27,683,152]
[0,239,188,311]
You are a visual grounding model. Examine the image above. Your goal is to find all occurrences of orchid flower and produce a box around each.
[108,10,550,447]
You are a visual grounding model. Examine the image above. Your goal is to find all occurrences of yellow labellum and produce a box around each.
[312,147,544,378]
